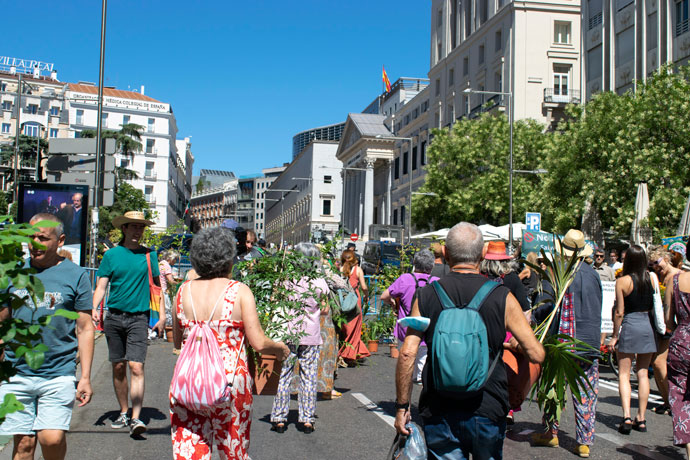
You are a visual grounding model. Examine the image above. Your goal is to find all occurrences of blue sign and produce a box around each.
[526,212,541,232]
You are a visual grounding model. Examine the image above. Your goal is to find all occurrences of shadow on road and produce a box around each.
[93,407,168,427]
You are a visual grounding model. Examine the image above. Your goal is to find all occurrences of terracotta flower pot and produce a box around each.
[165,326,173,343]
[367,340,379,353]
[502,348,541,410]
[389,344,399,359]
[248,353,283,395]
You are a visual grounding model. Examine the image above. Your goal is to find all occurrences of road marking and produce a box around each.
[598,378,663,404]
[597,433,675,460]
[351,392,396,428]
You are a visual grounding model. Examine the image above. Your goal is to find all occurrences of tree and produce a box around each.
[541,65,690,239]
[195,178,208,194]
[81,123,144,186]
[413,112,549,230]
[0,135,49,194]
[97,182,151,240]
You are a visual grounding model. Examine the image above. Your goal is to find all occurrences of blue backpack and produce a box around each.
[430,280,500,396]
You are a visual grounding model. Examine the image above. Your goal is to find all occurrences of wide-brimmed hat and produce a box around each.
[484,241,512,260]
[112,211,155,229]
[555,229,593,257]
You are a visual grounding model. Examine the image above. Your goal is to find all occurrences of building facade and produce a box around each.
[189,179,237,229]
[265,141,342,246]
[291,122,345,159]
[253,165,286,238]
[581,0,688,100]
[430,0,582,129]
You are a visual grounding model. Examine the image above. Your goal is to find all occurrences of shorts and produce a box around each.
[104,309,149,363]
[0,375,76,434]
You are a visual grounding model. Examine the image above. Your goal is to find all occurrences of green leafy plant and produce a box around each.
[522,239,598,430]
[0,217,79,424]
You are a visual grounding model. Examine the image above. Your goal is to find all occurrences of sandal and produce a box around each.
[618,417,632,435]
[302,422,314,434]
[653,404,671,415]
[270,422,286,433]
[632,418,647,432]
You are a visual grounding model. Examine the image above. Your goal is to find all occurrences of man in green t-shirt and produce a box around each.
[92,211,165,437]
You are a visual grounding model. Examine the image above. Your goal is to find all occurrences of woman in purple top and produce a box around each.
[270,243,329,434]
[381,249,438,382]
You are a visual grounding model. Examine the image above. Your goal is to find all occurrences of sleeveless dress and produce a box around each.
[338,267,370,361]
[170,280,253,460]
[668,273,690,446]
[618,278,656,354]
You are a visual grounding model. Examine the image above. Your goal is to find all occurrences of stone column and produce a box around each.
[355,167,362,235]
[386,160,392,225]
[363,158,375,240]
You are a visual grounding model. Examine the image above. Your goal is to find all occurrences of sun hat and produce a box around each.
[555,229,593,257]
[484,241,512,260]
[112,211,155,229]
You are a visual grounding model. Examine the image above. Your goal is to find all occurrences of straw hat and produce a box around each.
[555,229,593,257]
[484,241,512,260]
[112,211,155,229]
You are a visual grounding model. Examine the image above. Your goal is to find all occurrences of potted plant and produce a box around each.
[236,250,319,394]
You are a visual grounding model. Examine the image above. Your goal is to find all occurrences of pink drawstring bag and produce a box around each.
[170,282,243,411]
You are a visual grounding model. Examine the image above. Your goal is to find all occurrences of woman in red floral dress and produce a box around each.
[170,227,288,460]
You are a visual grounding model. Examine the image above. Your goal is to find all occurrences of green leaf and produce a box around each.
[28,324,40,335]
[0,393,25,420]
[51,310,79,320]
[23,350,45,370]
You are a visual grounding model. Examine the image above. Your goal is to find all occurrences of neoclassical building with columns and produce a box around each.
[336,113,409,241]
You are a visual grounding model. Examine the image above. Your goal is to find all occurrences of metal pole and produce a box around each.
[91,0,107,269]
[13,74,22,204]
[280,195,284,249]
[408,139,412,245]
[508,92,514,254]
[35,130,40,181]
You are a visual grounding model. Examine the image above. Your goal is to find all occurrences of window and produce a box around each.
[465,0,472,38]
[438,9,443,27]
[49,128,58,138]
[677,0,689,36]
[147,118,155,133]
[145,186,153,202]
[412,146,418,171]
[448,68,454,86]
[49,106,59,116]
[588,0,603,29]
[554,22,571,44]
[394,157,400,180]
[145,161,154,177]
[479,45,485,65]
[464,94,470,114]
[101,112,108,127]
[123,115,130,125]
[479,0,488,23]
[421,100,429,112]
[76,109,84,125]
[648,13,658,50]
[27,104,38,114]
[587,45,603,80]
[495,30,502,52]
[617,0,633,10]
[401,206,406,228]
[1,123,10,134]
[495,71,502,92]
[2,101,10,111]
[23,124,39,137]
[421,141,427,165]
[553,65,570,99]
[437,41,443,62]
[0,83,5,92]
[403,151,409,175]
[393,209,398,225]
[463,56,469,75]
[322,199,332,215]
[435,78,441,96]
[146,139,155,154]
[120,159,130,168]
[616,27,635,65]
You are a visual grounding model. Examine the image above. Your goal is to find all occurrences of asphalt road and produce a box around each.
[0,335,687,459]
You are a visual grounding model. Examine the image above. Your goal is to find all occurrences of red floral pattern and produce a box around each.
[170,281,253,460]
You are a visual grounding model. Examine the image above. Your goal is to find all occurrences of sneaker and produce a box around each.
[506,410,515,425]
[129,418,147,436]
[531,432,559,447]
[111,413,130,429]
[574,445,590,458]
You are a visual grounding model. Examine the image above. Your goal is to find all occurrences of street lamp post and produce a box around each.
[375,134,413,243]
[463,88,514,252]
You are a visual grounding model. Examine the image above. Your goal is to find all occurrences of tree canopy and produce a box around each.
[97,182,151,240]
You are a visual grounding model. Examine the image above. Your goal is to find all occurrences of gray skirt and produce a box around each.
[619,311,658,354]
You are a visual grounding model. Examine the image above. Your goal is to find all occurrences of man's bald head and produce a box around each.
[445,222,484,266]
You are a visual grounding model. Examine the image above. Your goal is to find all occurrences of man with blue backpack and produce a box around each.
[394,222,544,460]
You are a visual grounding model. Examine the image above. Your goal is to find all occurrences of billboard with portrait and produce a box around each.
[18,183,89,266]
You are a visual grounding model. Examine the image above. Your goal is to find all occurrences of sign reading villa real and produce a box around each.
[69,92,170,114]
[0,56,54,73]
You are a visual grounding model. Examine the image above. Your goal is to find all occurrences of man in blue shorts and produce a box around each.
[0,213,94,460]
[92,211,165,437]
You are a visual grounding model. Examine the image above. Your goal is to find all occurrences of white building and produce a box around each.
[265,141,342,246]
[581,0,688,100]
[66,83,192,230]
[253,165,285,238]
[430,0,582,129]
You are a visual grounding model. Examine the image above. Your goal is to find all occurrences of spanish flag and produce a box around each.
[382,65,392,92]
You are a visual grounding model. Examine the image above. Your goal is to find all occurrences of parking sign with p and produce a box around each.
[526,212,541,232]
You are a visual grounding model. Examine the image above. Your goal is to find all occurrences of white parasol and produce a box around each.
[630,182,650,245]
[677,192,690,236]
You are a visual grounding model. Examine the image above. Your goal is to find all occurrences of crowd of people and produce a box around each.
[1,209,690,460]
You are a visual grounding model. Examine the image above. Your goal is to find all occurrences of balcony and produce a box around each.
[144,171,157,180]
[145,148,158,157]
[543,88,581,104]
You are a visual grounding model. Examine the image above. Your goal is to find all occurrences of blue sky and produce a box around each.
[4,1,430,177]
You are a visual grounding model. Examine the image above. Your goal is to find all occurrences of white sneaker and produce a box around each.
[111,413,130,429]
[130,418,147,436]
